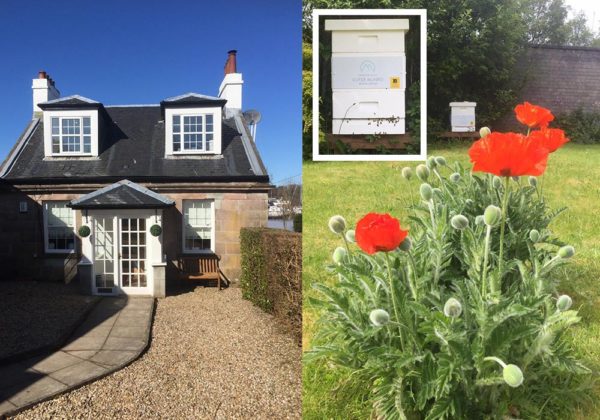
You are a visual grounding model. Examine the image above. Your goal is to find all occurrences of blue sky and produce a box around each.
[0,0,301,185]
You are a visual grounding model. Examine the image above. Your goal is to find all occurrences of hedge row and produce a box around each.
[240,228,302,342]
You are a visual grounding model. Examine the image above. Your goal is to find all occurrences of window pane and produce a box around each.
[173,115,180,133]
[51,118,59,135]
[173,134,181,151]
[206,114,213,132]
[83,136,91,153]
[83,117,91,134]
[183,200,213,251]
[206,133,213,151]
[52,136,60,153]
[46,202,74,251]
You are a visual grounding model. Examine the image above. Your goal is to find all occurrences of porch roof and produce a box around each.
[69,179,175,209]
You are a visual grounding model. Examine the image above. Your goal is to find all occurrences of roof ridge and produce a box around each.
[40,94,99,105]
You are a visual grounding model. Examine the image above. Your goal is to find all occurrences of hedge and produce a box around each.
[240,228,302,342]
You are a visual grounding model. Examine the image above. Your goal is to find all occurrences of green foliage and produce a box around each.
[554,108,600,144]
[294,213,303,233]
[149,224,162,237]
[240,228,302,340]
[306,158,592,419]
[78,225,91,238]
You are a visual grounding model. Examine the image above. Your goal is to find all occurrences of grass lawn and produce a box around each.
[302,141,600,419]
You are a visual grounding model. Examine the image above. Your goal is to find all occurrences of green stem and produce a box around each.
[484,356,507,369]
[385,252,405,349]
[497,176,511,294]
[407,252,419,300]
[341,232,351,254]
[481,224,492,297]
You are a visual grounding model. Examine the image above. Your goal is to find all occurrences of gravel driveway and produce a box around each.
[10,287,301,419]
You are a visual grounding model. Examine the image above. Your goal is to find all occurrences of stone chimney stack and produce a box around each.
[218,50,243,117]
[32,71,60,116]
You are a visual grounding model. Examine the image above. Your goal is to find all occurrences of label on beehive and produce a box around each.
[332,55,405,89]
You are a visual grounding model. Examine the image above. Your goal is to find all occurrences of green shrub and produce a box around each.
[240,228,302,341]
[306,157,591,419]
[293,213,303,233]
[555,108,600,144]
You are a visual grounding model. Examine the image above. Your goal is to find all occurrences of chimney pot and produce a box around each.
[38,71,47,79]
[224,50,238,75]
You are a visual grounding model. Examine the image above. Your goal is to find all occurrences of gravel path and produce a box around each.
[0,281,98,361]
[11,287,301,419]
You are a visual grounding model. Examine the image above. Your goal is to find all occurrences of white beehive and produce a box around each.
[450,102,477,132]
[325,19,409,135]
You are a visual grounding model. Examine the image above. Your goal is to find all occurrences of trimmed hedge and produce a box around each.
[555,108,600,144]
[240,228,302,341]
[293,213,302,232]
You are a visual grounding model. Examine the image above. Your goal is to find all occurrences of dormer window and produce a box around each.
[161,94,226,156]
[51,116,92,154]
[173,114,214,152]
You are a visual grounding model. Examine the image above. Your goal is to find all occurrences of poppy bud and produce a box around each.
[479,126,491,138]
[493,176,502,189]
[484,205,502,227]
[420,183,433,201]
[528,176,538,187]
[328,215,346,234]
[503,364,524,388]
[557,245,575,259]
[557,294,573,312]
[426,156,437,170]
[416,164,430,181]
[450,173,461,183]
[529,229,540,243]
[435,156,447,166]
[332,246,347,264]
[451,215,469,230]
[369,309,390,327]
[475,215,484,226]
[433,188,443,198]
[345,229,356,243]
[401,167,413,181]
[399,237,412,252]
[465,199,474,206]
[443,297,462,318]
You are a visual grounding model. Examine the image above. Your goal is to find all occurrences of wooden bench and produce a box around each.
[177,254,223,290]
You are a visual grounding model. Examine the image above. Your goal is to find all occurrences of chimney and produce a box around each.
[218,50,243,117]
[32,70,60,116]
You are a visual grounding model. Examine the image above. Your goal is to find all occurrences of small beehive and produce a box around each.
[325,19,409,135]
[450,102,477,132]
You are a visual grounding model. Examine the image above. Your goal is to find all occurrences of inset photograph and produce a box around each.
[312,9,426,160]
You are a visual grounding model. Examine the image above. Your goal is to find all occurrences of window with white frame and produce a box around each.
[44,201,75,252]
[51,116,92,154]
[172,114,214,152]
[183,200,214,252]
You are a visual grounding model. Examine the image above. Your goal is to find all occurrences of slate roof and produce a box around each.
[161,93,227,107]
[38,95,102,109]
[2,104,269,183]
[69,180,175,209]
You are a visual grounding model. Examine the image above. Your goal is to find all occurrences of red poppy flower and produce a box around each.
[468,132,549,177]
[529,128,569,153]
[355,213,408,255]
[514,102,554,128]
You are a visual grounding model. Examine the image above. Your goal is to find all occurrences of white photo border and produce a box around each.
[312,8,427,161]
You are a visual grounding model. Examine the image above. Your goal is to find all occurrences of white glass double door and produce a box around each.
[92,213,152,295]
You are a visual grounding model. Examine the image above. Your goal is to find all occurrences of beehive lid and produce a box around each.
[325,19,409,31]
[450,102,477,107]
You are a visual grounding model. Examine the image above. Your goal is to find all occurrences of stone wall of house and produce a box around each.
[494,45,600,130]
[162,191,269,285]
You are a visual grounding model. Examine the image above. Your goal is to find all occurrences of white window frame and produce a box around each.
[50,116,92,155]
[165,106,222,155]
[182,200,216,254]
[43,109,99,157]
[43,201,77,254]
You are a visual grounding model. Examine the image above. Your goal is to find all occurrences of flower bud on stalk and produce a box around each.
[528,176,538,187]
[558,245,575,259]
[345,230,356,243]
[449,172,461,183]
[328,215,346,234]
[484,205,502,227]
[475,215,485,226]
[479,126,491,138]
[420,183,433,201]
[399,237,412,252]
[443,298,462,318]
[401,167,413,181]
[416,164,430,181]
[432,188,443,198]
[369,309,390,327]
[332,247,347,265]
[557,295,573,312]
[493,176,502,189]
[426,156,437,170]
[529,229,540,243]
[503,364,524,388]
[435,156,447,166]
[465,199,474,206]
[451,215,469,230]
